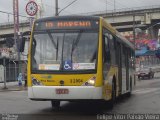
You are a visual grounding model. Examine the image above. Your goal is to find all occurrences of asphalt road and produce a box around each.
[0,73,160,120]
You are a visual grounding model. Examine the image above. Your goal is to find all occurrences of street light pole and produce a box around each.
[133,14,136,72]
[55,0,58,16]
[55,0,78,16]
[133,14,136,48]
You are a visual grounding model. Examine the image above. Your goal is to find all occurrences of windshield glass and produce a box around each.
[31,30,98,72]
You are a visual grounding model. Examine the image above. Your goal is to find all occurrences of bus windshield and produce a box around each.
[31,30,98,72]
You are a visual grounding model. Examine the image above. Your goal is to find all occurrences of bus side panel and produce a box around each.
[103,67,118,101]
[101,19,119,101]
[27,21,35,88]
[95,18,103,87]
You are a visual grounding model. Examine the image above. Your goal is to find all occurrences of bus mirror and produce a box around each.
[19,37,26,52]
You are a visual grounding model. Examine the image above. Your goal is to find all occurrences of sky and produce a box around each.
[0,0,160,23]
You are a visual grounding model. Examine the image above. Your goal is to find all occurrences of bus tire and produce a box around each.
[108,80,116,109]
[51,100,60,109]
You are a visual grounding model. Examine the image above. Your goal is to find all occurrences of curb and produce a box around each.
[0,87,27,92]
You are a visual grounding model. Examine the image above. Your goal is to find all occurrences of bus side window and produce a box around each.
[109,35,116,65]
[32,38,38,69]
[104,35,111,63]
[103,33,111,80]
[122,45,126,68]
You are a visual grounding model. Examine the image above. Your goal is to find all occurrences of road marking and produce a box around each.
[133,88,160,94]
[10,91,27,93]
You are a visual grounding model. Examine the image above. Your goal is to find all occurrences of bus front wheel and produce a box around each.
[51,100,60,109]
[108,81,116,109]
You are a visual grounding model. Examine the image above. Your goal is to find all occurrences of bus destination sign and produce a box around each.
[35,20,99,30]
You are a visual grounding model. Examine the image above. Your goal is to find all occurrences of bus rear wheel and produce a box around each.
[51,100,60,109]
[127,77,132,97]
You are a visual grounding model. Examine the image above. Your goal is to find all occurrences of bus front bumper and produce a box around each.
[28,86,103,100]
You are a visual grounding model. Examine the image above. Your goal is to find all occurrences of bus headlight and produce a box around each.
[88,79,95,85]
[32,77,44,86]
[82,76,96,86]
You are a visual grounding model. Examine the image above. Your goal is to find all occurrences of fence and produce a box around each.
[5,61,27,82]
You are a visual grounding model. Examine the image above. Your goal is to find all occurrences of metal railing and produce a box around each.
[5,61,27,82]
[71,5,160,16]
[0,20,30,29]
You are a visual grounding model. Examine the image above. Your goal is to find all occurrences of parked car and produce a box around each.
[137,67,154,79]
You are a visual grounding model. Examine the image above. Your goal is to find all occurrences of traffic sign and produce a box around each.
[26,1,38,16]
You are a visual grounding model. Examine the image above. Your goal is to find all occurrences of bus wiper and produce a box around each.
[71,31,82,62]
[32,38,38,68]
[71,31,82,53]
[47,31,58,60]
[61,33,65,70]
[47,31,57,50]
[56,38,59,61]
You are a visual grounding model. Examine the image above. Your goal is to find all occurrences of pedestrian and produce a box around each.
[17,73,23,86]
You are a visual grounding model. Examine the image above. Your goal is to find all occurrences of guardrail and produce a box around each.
[152,67,160,72]
[71,5,160,16]
[0,20,30,29]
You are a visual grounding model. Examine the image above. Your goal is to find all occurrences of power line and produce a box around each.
[107,0,130,9]
[58,0,78,15]
[0,10,30,18]
[106,0,116,7]
[114,0,128,8]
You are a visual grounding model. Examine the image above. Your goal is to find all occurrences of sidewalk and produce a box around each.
[0,81,27,92]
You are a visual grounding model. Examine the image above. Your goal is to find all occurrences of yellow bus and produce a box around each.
[27,16,135,108]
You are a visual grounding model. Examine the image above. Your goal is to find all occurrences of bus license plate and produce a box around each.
[56,89,69,94]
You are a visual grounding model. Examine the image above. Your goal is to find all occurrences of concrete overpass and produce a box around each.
[0,20,30,38]
[88,5,160,32]
[0,5,160,39]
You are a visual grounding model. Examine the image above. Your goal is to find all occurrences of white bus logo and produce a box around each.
[64,61,71,70]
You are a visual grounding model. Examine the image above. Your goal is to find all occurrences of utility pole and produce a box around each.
[13,0,20,75]
[113,0,116,22]
[106,0,107,13]
[133,13,136,76]
[133,14,136,85]
[114,0,116,12]
[13,0,19,40]
[55,0,58,16]
[36,0,44,18]
[133,14,136,48]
